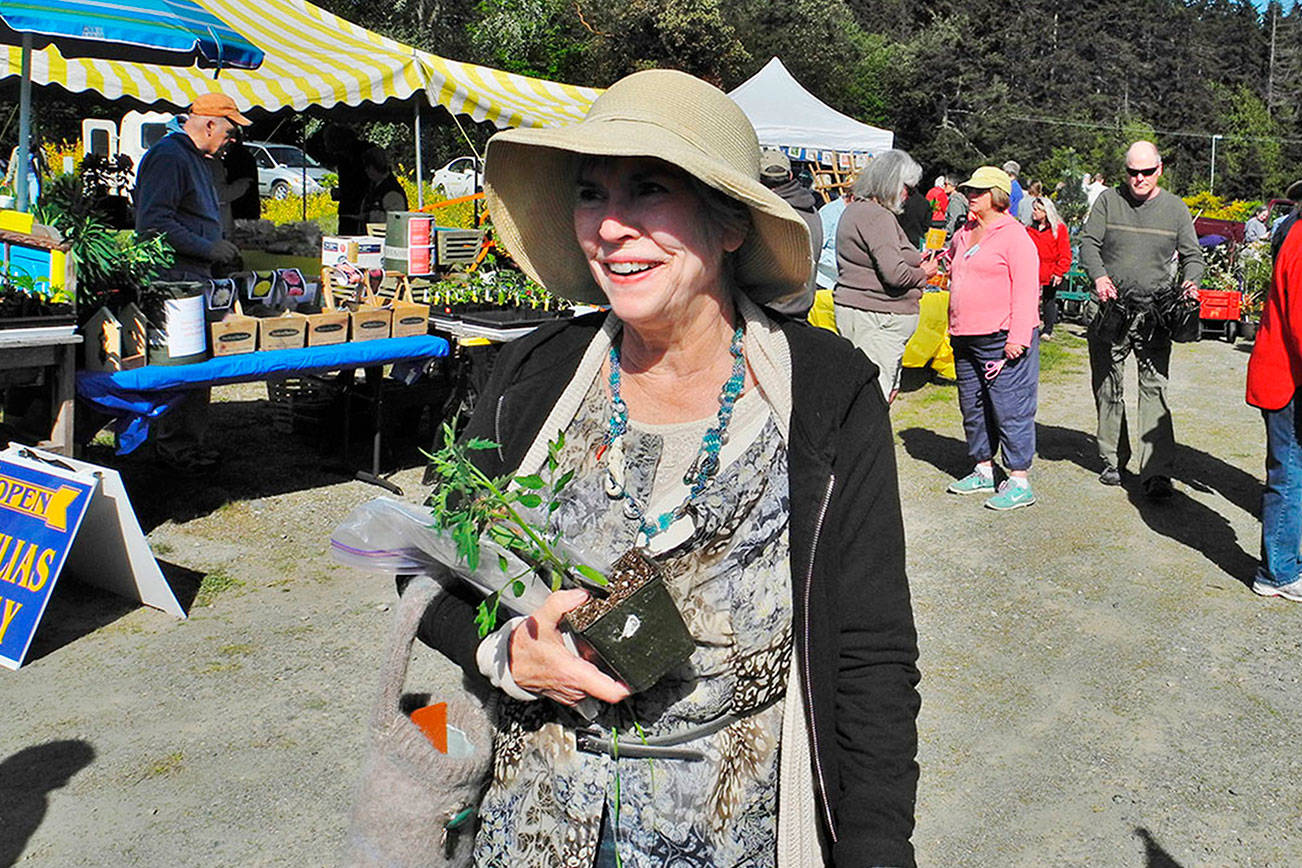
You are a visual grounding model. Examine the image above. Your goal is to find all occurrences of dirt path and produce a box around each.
[1,328,1297,866]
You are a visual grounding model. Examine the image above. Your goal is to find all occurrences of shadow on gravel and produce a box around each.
[1127,484,1258,586]
[158,559,206,613]
[896,427,971,479]
[83,396,439,534]
[1135,827,1185,867]
[0,740,95,865]
[23,580,140,664]
[1171,443,1261,520]
[1036,423,1262,518]
[22,563,205,662]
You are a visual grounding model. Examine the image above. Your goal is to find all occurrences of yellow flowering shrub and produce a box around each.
[1182,192,1258,222]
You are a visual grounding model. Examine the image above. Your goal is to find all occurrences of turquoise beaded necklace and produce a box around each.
[600,323,746,544]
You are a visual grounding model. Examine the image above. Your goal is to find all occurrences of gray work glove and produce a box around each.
[210,239,239,263]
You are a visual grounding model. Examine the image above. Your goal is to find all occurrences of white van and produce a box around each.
[82,110,174,191]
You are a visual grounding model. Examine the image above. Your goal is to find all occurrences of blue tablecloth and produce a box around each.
[77,335,450,454]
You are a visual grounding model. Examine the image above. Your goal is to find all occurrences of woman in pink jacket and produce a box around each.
[943,166,1042,510]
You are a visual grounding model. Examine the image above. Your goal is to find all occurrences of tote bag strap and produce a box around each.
[372,576,442,731]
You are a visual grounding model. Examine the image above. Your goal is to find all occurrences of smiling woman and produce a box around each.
[403,68,921,868]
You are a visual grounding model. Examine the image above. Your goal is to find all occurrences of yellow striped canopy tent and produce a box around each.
[0,0,599,129]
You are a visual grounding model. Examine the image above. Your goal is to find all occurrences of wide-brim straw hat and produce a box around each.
[483,69,811,306]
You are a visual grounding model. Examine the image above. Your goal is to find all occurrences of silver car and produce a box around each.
[247,141,332,199]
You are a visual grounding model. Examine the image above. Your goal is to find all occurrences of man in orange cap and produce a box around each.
[135,92,250,281]
[133,93,251,472]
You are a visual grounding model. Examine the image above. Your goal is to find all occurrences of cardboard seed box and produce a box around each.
[210,300,259,356]
[257,312,307,351]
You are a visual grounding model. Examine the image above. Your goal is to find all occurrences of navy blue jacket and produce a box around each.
[134,132,222,279]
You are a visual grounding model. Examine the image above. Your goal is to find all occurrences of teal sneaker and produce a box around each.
[984,480,1036,511]
[947,471,996,495]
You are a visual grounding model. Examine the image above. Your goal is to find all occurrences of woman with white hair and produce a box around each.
[833,149,938,403]
[1026,196,1073,340]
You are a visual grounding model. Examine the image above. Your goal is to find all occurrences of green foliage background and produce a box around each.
[19,0,1302,202]
[334,0,1302,200]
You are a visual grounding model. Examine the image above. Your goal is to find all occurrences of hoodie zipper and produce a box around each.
[803,473,837,840]
[493,394,506,463]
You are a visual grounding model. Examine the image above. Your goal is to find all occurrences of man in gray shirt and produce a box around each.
[1078,140,1204,499]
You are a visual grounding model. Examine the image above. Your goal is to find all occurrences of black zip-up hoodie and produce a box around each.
[414,311,920,866]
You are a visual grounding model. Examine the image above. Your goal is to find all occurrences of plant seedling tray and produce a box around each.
[458,308,574,329]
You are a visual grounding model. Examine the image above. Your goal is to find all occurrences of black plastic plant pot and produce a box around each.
[563,550,695,695]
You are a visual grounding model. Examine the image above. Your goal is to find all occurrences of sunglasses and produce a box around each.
[1126,165,1159,178]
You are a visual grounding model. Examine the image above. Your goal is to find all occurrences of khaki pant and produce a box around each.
[834,306,920,400]
[1088,320,1174,480]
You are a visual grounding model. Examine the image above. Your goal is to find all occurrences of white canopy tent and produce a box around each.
[728,57,892,156]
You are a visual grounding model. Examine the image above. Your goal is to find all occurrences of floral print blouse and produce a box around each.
[473,374,793,867]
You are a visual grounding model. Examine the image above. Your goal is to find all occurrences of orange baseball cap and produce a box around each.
[189,92,251,126]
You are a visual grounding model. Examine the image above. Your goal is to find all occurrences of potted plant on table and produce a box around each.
[424,425,695,694]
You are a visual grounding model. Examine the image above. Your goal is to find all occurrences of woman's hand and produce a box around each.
[921,256,939,278]
[1050,273,1063,287]
[508,589,631,706]
[1004,341,1027,360]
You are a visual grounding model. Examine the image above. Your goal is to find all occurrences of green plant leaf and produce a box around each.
[497,554,509,573]
[575,564,608,586]
[515,474,545,489]
[517,493,542,508]
[511,580,525,597]
[554,469,575,492]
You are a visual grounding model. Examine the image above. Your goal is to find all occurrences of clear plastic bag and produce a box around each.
[330,497,558,618]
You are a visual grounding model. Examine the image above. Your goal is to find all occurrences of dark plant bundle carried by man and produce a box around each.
[1151,282,1201,342]
[1088,294,1131,343]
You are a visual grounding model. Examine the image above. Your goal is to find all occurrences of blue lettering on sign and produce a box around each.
[0,460,95,669]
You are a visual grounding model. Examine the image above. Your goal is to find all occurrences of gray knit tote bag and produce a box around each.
[343,576,493,867]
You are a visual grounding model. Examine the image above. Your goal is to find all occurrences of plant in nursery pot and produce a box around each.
[0,266,75,323]
[1239,242,1270,342]
[425,425,694,694]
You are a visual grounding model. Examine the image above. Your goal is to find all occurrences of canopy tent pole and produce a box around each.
[300,123,307,222]
[448,109,483,223]
[414,101,423,210]
[15,33,32,212]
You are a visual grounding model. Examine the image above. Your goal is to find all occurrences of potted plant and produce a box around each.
[38,172,173,319]
[0,265,75,327]
[1239,242,1271,342]
[425,425,694,694]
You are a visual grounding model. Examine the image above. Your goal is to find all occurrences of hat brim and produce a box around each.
[1286,179,1302,202]
[483,119,811,306]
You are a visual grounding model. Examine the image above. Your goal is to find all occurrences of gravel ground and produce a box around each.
[1,326,1298,866]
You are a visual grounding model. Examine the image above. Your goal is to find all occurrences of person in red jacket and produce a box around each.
[1246,180,1302,602]
[925,175,948,228]
[1026,196,1073,340]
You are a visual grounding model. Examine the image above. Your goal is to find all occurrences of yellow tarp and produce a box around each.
[809,288,954,380]
[2,0,599,128]
[901,291,955,380]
